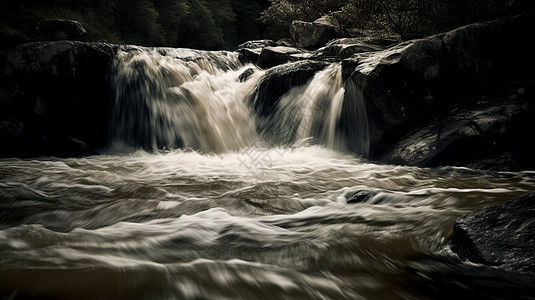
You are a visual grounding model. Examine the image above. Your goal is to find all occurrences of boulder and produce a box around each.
[257,46,312,69]
[452,192,535,276]
[236,40,277,49]
[36,19,88,41]
[340,13,535,169]
[341,37,445,158]
[237,47,262,64]
[316,42,382,59]
[384,91,532,169]
[0,41,117,157]
[290,15,341,49]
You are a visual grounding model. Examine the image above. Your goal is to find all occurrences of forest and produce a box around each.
[1,0,533,50]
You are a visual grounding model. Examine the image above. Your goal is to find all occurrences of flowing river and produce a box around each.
[1,48,535,299]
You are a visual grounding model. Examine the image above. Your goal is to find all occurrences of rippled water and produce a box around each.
[1,146,535,299]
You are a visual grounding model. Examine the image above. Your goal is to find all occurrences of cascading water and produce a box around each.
[109,48,264,153]
[263,63,345,149]
[2,47,535,299]
[109,48,347,153]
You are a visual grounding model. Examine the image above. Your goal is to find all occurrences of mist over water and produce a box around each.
[2,49,535,299]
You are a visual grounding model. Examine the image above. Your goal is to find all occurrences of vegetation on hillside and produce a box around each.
[0,0,269,49]
[1,0,533,49]
[260,0,535,40]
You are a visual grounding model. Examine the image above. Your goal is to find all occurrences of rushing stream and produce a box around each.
[1,48,535,299]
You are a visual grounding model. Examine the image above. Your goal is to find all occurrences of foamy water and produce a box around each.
[1,147,535,298]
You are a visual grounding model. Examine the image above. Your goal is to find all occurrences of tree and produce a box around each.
[115,0,163,45]
[153,0,189,46]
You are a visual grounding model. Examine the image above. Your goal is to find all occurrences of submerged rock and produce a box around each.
[452,192,535,276]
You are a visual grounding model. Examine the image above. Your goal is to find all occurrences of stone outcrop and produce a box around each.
[36,19,88,42]
[0,41,116,157]
[340,13,535,170]
[452,192,535,276]
[290,16,341,49]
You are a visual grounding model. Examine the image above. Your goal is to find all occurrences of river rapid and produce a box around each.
[1,48,535,299]
[1,147,535,299]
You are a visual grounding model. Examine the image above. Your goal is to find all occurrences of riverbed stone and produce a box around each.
[452,192,535,276]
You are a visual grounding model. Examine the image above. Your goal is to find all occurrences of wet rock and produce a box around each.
[345,189,379,204]
[316,42,382,59]
[237,47,261,64]
[384,92,532,169]
[36,19,88,42]
[452,192,535,276]
[341,37,444,158]
[0,41,116,157]
[257,46,312,69]
[239,68,255,82]
[237,40,277,49]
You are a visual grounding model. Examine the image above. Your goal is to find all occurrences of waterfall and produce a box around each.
[109,48,263,153]
[109,48,347,153]
[260,63,345,149]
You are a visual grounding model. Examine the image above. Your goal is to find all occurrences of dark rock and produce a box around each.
[341,37,444,158]
[36,19,87,42]
[452,192,535,276]
[257,46,312,69]
[237,40,277,49]
[252,60,331,118]
[325,37,395,49]
[0,41,116,158]
[276,38,294,47]
[316,42,382,59]
[0,31,31,50]
[237,48,261,64]
[290,15,341,49]
[384,91,532,169]
[239,68,255,82]
[340,13,535,169]
[345,189,378,204]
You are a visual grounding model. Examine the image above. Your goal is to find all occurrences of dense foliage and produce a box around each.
[0,0,269,49]
[260,0,535,40]
[1,0,533,49]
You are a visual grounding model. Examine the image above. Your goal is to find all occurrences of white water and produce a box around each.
[110,49,263,153]
[2,49,535,299]
[110,48,346,152]
[266,63,345,148]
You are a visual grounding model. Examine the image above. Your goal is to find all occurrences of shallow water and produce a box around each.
[1,146,535,299]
